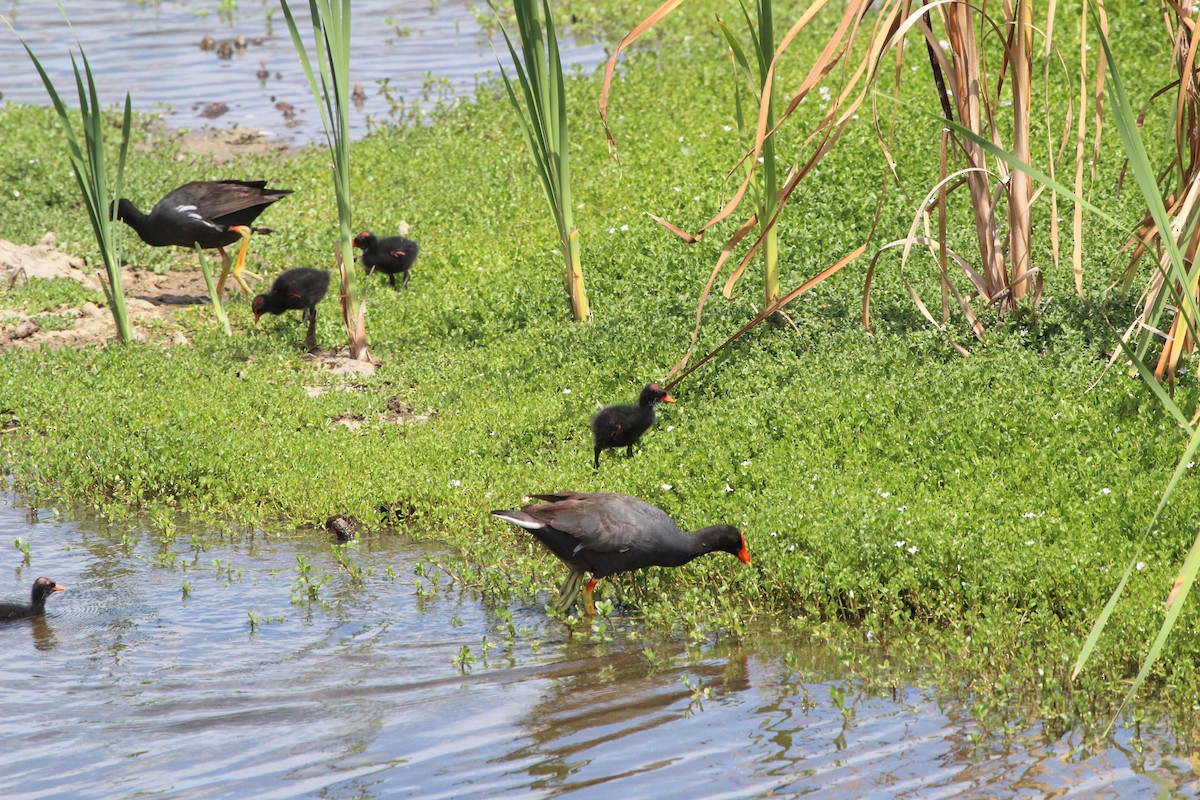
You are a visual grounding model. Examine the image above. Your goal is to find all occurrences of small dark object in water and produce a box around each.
[200,102,229,119]
[251,267,331,350]
[492,492,750,615]
[0,577,66,621]
[199,35,216,51]
[353,231,420,289]
[590,383,673,469]
[325,514,361,542]
[256,58,270,81]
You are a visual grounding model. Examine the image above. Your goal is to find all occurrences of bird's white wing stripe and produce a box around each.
[174,204,224,230]
[491,511,546,531]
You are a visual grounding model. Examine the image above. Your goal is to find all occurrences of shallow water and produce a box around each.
[0,0,607,144]
[1,494,1197,798]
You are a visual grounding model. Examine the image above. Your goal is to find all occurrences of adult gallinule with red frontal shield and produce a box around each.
[114,180,292,294]
[590,383,674,469]
[0,577,66,621]
[492,492,750,616]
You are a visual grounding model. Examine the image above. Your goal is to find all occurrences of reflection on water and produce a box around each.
[0,0,608,144]
[0,493,1196,799]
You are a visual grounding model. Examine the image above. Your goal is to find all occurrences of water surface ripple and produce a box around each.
[0,0,607,144]
[0,495,1195,798]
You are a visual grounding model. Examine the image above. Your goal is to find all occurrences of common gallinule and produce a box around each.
[591,383,674,469]
[0,577,65,621]
[492,492,750,615]
[114,180,292,294]
[352,230,420,289]
[251,267,331,350]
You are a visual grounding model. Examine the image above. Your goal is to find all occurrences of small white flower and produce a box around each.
[907,545,918,555]
[897,505,907,513]
[12,190,20,199]
[450,479,461,487]
[1101,488,1112,496]
[577,203,585,209]
[607,227,616,234]
[1023,512,1036,518]
[672,186,682,192]
[1189,461,1195,469]
[723,124,732,132]
[562,388,571,394]
[787,544,796,552]
[1025,540,1035,546]
[620,224,629,231]
[485,492,492,499]
[895,540,906,548]
[741,460,750,467]
[661,483,673,491]
[1136,561,1146,571]
[678,136,685,142]
[724,484,734,493]
[666,425,675,432]
[878,490,890,499]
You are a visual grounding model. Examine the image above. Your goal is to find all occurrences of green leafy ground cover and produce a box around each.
[1,1,1198,726]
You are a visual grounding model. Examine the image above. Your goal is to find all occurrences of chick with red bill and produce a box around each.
[251,267,331,350]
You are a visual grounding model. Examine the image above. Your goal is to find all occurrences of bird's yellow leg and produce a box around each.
[228,225,257,294]
[553,569,586,614]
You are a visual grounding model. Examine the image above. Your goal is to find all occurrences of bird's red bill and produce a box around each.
[737,534,751,565]
[51,583,66,592]
[663,394,675,403]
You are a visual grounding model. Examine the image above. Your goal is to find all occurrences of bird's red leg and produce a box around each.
[584,578,599,617]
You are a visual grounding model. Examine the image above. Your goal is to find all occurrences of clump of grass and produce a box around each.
[15,27,133,342]
[490,0,590,321]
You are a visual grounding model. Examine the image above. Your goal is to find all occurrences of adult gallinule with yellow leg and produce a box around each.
[492,492,750,616]
[0,577,65,621]
[252,267,330,350]
[114,180,292,294]
[591,383,674,469]
[352,230,420,289]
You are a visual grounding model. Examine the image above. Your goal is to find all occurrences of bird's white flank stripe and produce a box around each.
[491,511,546,530]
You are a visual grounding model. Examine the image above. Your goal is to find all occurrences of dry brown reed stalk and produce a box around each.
[604,0,1094,381]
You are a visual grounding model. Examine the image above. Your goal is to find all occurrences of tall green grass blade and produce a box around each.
[717,20,756,94]
[280,0,366,358]
[1107,525,1200,738]
[194,245,231,336]
[17,30,133,342]
[489,0,589,318]
[1072,333,1200,681]
[1089,3,1198,360]
[938,115,1121,230]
